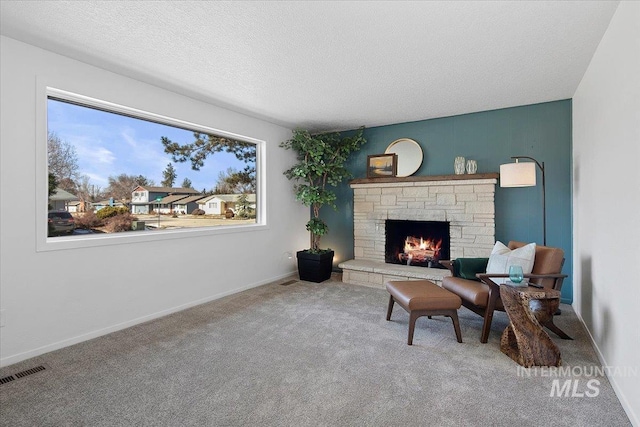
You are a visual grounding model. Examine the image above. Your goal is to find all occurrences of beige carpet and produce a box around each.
[0,275,631,426]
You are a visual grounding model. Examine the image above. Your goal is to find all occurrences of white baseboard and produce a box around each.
[572,303,639,427]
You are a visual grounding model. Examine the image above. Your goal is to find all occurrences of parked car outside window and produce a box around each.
[48,210,75,236]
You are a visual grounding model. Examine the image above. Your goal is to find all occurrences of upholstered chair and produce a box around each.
[441,241,571,343]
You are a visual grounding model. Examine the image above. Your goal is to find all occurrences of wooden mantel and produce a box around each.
[350,172,499,185]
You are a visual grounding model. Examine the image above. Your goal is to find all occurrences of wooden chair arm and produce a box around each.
[525,273,568,279]
[439,260,454,273]
[475,274,502,293]
[476,273,568,291]
[476,273,509,278]
[476,273,567,279]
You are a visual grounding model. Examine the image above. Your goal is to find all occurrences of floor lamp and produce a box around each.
[499,156,546,246]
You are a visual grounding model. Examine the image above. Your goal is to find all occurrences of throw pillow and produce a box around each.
[485,241,536,284]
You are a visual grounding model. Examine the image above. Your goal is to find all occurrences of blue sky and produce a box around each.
[47,99,249,192]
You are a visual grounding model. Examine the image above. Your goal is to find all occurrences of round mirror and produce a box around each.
[385,138,423,177]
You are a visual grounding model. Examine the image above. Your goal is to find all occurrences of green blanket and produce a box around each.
[453,258,489,281]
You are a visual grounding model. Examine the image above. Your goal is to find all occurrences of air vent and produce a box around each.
[0,364,48,386]
[0,375,15,385]
[280,279,297,286]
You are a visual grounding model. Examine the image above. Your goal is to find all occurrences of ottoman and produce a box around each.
[386,280,463,345]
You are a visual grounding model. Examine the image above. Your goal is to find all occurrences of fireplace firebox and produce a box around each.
[385,220,450,268]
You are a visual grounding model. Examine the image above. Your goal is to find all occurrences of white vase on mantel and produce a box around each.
[454,156,466,175]
[466,159,477,174]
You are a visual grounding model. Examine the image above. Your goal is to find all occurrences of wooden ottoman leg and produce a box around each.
[450,310,463,343]
[386,295,395,321]
[408,311,420,345]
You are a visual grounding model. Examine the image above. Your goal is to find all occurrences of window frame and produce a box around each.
[37,85,267,252]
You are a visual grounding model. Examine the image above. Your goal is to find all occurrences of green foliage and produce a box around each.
[162,132,256,174]
[161,163,177,187]
[96,206,130,220]
[236,193,255,218]
[48,173,60,210]
[48,173,59,198]
[280,127,366,251]
[163,133,257,195]
[181,177,193,189]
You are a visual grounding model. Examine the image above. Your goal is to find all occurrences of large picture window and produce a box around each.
[46,90,261,243]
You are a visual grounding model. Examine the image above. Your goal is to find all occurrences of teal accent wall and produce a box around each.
[323,100,573,303]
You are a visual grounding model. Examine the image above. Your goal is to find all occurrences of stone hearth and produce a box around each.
[339,174,498,288]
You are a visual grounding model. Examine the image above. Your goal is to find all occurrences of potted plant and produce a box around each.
[280,127,366,282]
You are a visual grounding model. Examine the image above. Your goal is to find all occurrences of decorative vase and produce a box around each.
[509,265,525,285]
[466,159,477,174]
[454,157,466,175]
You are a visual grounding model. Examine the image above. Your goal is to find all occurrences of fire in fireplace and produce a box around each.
[385,220,450,268]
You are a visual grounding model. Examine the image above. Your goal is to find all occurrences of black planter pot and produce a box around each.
[296,250,334,283]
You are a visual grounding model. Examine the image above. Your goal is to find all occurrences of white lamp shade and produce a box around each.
[500,162,536,187]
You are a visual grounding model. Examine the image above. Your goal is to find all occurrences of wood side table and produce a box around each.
[499,284,562,367]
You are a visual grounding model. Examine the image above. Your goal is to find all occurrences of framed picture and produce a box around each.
[367,153,397,178]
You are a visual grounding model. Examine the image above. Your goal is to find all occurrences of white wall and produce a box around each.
[0,36,309,367]
[572,1,640,424]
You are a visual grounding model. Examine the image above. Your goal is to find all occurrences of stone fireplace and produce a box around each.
[339,173,498,288]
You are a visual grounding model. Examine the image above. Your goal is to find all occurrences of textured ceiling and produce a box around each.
[0,1,619,132]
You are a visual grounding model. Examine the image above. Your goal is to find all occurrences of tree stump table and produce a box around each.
[499,284,562,367]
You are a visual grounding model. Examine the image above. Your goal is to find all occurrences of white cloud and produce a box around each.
[84,172,108,187]
[78,145,116,165]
